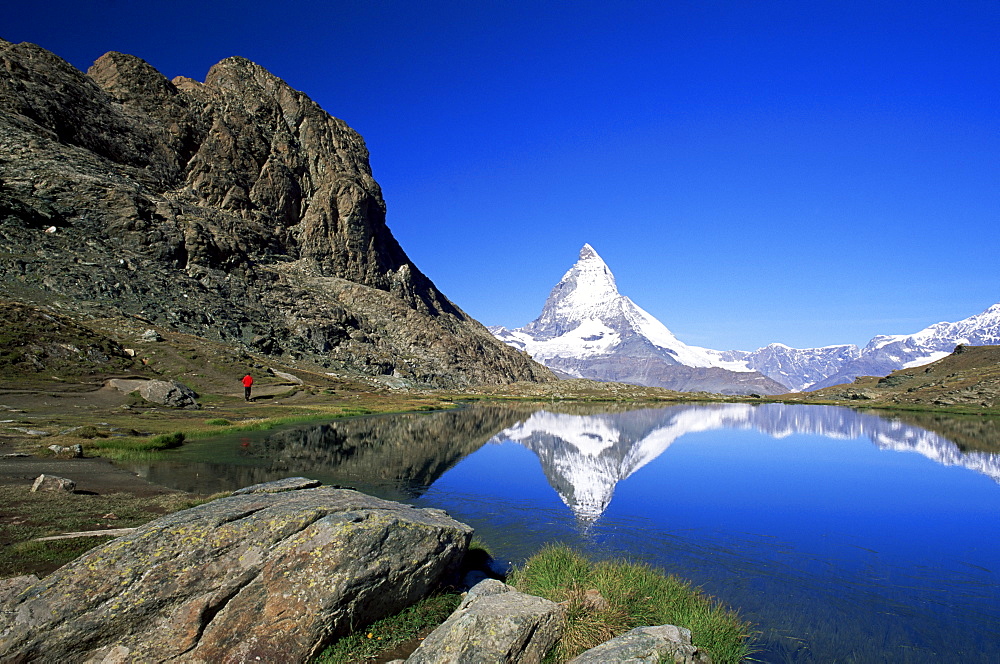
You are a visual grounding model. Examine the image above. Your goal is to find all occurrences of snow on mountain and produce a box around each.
[722,303,1000,393]
[492,244,1000,393]
[719,343,862,392]
[491,245,787,395]
[807,303,1000,390]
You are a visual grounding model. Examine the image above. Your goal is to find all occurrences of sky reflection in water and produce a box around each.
[410,404,1000,663]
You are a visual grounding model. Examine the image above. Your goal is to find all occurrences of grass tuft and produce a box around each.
[92,431,186,460]
[508,544,752,663]
[313,592,461,663]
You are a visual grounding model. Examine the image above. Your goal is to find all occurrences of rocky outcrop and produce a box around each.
[0,480,473,662]
[0,39,555,388]
[406,579,565,664]
[0,300,139,377]
[109,377,199,407]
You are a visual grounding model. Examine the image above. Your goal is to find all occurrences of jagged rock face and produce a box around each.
[0,39,554,387]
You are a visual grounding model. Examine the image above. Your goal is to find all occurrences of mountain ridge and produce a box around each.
[0,39,554,388]
[492,244,999,393]
[726,302,1000,391]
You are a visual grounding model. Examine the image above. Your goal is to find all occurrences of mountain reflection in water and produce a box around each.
[496,403,1000,522]
[123,406,527,498]
[123,402,1000,662]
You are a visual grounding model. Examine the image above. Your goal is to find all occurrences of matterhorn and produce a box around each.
[490,244,786,395]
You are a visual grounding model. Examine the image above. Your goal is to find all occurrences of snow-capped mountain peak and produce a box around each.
[491,245,788,395]
[530,243,621,328]
[491,244,1000,394]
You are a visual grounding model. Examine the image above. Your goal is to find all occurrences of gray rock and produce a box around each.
[47,444,83,458]
[0,482,473,663]
[231,476,321,495]
[269,368,304,384]
[140,329,164,342]
[0,575,40,604]
[30,474,76,492]
[406,579,564,664]
[9,427,50,436]
[136,379,199,408]
[568,624,707,664]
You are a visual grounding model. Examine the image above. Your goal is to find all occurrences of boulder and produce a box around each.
[108,378,198,408]
[137,379,199,408]
[405,579,565,664]
[0,480,473,663]
[269,368,304,384]
[30,474,76,492]
[568,624,708,664]
[47,444,83,458]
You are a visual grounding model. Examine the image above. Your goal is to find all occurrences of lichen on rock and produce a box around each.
[0,480,473,662]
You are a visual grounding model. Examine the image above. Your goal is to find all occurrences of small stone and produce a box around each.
[31,474,76,493]
[568,624,704,664]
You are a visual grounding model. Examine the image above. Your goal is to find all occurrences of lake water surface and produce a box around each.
[122,403,1000,662]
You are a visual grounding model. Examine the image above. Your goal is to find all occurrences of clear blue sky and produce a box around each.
[5,1,998,350]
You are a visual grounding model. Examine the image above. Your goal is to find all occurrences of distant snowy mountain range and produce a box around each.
[491,244,1000,392]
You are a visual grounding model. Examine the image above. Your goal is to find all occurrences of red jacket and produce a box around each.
[242,375,253,387]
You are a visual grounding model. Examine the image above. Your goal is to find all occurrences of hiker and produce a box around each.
[242,374,253,401]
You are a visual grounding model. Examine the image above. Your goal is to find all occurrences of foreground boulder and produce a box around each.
[406,578,565,664]
[0,479,472,662]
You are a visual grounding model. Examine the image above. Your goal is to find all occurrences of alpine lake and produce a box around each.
[118,402,1000,663]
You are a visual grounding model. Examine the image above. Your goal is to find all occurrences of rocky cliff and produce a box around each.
[0,39,554,387]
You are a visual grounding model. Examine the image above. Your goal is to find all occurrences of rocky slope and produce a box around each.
[491,245,786,395]
[807,303,1000,389]
[807,344,1000,410]
[0,39,554,388]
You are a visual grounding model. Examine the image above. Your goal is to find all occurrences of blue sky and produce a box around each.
[5,1,998,350]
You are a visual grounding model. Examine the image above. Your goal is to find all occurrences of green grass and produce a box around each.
[507,545,753,663]
[92,431,186,460]
[313,592,462,663]
[0,486,217,577]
